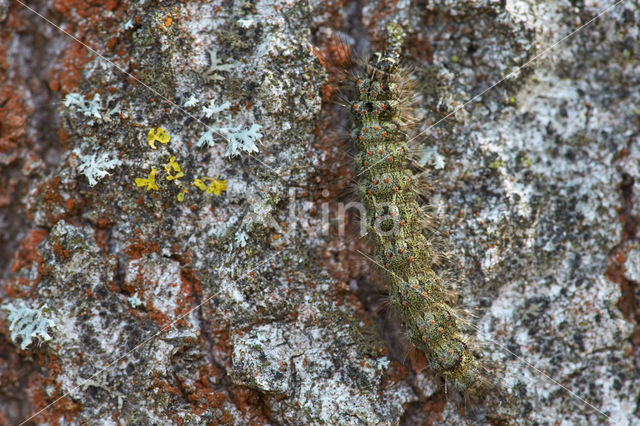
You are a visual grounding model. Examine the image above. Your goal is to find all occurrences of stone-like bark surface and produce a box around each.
[1,0,639,424]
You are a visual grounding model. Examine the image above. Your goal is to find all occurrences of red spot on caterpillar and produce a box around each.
[373,179,378,185]
[393,187,399,193]
[400,220,406,227]
[429,319,435,325]
[379,148,385,155]
[387,156,393,163]
[399,248,406,254]
[421,292,427,299]
[367,151,373,156]
[384,177,390,183]
[382,131,387,138]
[438,327,444,334]
[408,255,414,262]
[422,336,427,343]
[363,161,369,167]
[352,103,359,110]
[374,125,380,131]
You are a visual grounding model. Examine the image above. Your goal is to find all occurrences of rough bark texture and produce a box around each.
[0,0,639,424]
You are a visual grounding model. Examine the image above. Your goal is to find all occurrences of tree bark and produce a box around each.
[1,0,639,424]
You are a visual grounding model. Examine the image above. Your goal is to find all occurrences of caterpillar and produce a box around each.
[350,24,489,397]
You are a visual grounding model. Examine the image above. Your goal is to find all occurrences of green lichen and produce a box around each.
[520,154,532,167]
[489,159,506,170]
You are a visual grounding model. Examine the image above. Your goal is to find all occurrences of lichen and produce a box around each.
[63,92,122,125]
[203,49,234,83]
[2,300,55,350]
[75,151,123,186]
[164,156,184,182]
[147,127,171,149]
[194,99,263,156]
[135,167,159,191]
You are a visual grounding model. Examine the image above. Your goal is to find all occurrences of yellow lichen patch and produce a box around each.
[204,177,227,196]
[192,177,227,196]
[192,178,207,191]
[147,127,171,149]
[164,156,184,182]
[177,188,188,202]
[135,168,159,191]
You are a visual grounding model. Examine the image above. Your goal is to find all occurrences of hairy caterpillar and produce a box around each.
[350,24,488,397]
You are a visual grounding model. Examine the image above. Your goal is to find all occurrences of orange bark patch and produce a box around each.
[178,266,201,314]
[11,229,48,273]
[314,36,351,103]
[406,33,434,62]
[52,241,71,261]
[52,0,121,17]
[123,236,159,259]
[25,361,82,425]
[58,44,91,94]
[145,305,172,328]
[0,88,31,154]
[34,176,62,205]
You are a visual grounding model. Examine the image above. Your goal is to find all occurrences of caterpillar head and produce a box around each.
[369,51,399,76]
